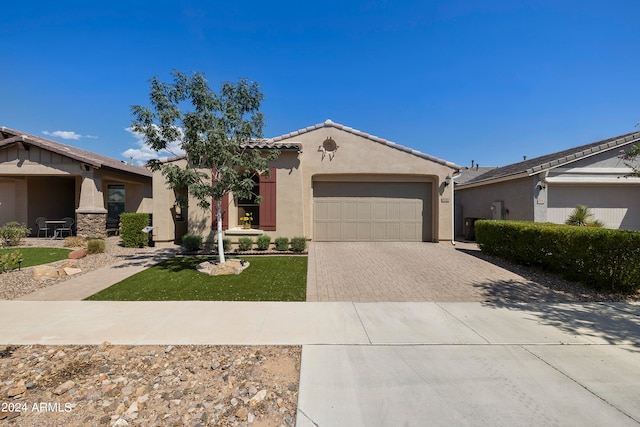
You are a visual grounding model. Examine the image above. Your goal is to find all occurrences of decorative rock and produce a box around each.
[7,384,26,397]
[249,390,267,406]
[235,407,249,420]
[63,267,82,276]
[69,248,88,259]
[32,265,60,281]
[53,380,75,395]
[196,259,250,276]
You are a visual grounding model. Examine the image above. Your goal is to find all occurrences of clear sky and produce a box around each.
[2,1,639,168]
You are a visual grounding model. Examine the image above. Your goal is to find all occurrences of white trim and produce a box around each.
[552,167,634,174]
[545,176,640,184]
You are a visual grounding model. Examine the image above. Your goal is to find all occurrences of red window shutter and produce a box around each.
[259,168,276,231]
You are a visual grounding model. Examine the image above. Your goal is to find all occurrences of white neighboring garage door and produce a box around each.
[548,184,640,230]
[313,182,432,241]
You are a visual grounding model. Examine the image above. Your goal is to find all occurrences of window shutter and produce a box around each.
[259,168,276,231]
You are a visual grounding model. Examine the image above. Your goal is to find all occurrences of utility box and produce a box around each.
[464,218,479,241]
[491,201,504,220]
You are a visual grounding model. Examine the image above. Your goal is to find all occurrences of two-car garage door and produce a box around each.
[313,181,432,241]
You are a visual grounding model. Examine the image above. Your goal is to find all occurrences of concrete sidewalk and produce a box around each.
[1,300,639,426]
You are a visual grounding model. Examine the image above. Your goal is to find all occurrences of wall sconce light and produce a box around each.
[444,175,452,187]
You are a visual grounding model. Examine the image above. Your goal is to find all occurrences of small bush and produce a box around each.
[290,237,307,252]
[256,235,271,250]
[0,250,22,272]
[87,238,106,254]
[274,237,289,251]
[0,222,30,247]
[120,213,150,248]
[238,237,253,251]
[64,236,86,248]
[182,234,203,251]
[223,238,232,253]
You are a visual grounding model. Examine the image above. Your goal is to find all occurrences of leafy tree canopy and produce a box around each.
[131,71,279,211]
[131,71,279,262]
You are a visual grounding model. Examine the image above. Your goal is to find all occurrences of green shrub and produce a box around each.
[565,205,604,227]
[120,213,150,248]
[274,237,289,251]
[290,237,307,252]
[87,238,106,254]
[256,235,271,250]
[223,238,232,253]
[0,250,22,272]
[0,222,30,247]
[238,237,253,251]
[476,220,640,293]
[182,234,203,251]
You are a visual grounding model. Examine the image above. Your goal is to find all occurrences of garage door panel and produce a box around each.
[314,182,432,241]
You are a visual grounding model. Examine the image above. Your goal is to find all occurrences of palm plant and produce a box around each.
[565,205,604,227]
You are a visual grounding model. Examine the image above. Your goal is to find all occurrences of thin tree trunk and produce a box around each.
[216,199,226,263]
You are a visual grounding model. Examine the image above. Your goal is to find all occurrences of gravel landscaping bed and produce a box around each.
[1,237,301,426]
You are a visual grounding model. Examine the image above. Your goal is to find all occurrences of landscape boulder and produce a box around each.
[69,248,88,259]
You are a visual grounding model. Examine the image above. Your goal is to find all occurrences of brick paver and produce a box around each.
[307,242,576,303]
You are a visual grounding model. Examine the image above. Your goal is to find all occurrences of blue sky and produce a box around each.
[2,0,639,168]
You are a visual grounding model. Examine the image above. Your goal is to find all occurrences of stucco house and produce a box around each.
[152,120,461,246]
[0,127,152,237]
[455,130,640,238]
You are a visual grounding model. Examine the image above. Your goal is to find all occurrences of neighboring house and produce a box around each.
[0,127,152,237]
[152,120,461,245]
[455,130,640,237]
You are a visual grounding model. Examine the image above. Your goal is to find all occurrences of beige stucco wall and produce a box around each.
[278,126,455,241]
[0,144,152,234]
[153,125,458,244]
[455,176,535,236]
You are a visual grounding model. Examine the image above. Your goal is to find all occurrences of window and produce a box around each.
[107,184,125,227]
[237,176,260,227]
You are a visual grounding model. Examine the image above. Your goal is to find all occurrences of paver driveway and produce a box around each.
[307,242,576,302]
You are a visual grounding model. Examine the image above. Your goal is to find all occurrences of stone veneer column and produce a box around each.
[76,212,107,238]
[76,170,107,238]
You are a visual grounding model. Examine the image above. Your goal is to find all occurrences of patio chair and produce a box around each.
[35,217,50,238]
[57,217,74,237]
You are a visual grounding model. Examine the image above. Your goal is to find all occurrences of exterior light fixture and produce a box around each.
[444,175,452,187]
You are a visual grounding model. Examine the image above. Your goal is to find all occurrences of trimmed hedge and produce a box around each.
[238,237,253,251]
[475,220,640,293]
[274,237,289,251]
[120,213,150,248]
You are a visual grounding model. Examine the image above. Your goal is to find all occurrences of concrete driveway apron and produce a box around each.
[306,242,576,302]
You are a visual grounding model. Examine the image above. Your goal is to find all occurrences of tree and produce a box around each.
[131,71,279,263]
[619,144,640,177]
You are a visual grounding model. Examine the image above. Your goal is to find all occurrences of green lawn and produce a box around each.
[0,247,72,268]
[85,256,307,301]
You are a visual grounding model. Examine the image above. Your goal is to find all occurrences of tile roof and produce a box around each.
[267,119,461,169]
[458,131,640,186]
[0,126,152,177]
[455,166,498,184]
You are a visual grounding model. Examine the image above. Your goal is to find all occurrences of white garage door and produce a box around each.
[313,182,432,241]
[548,185,640,230]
